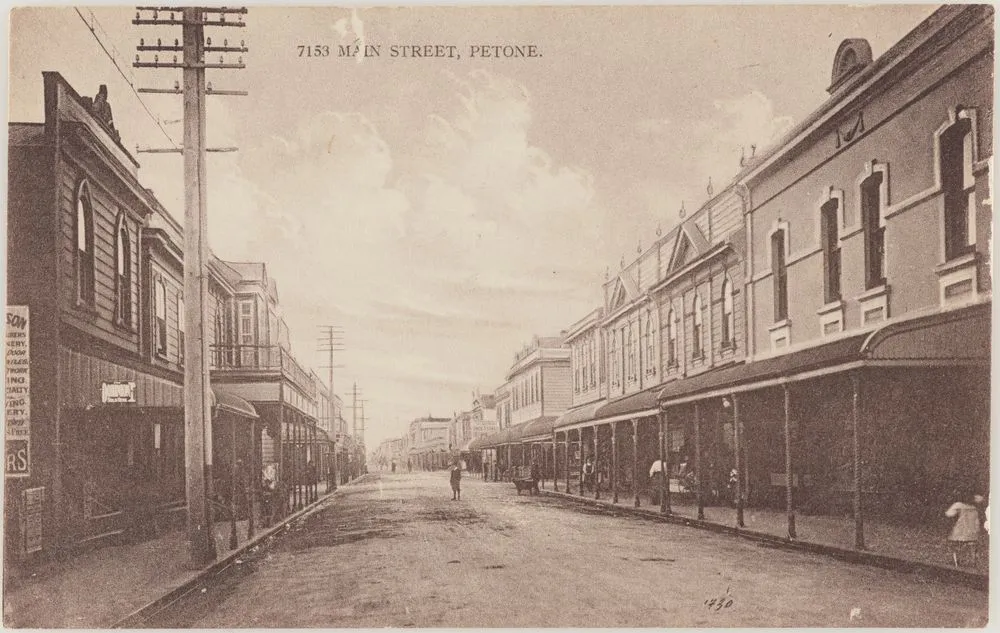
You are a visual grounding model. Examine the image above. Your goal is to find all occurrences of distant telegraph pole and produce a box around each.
[317,325,344,490]
[133,5,247,566]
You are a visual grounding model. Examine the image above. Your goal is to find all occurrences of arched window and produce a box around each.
[722,278,735,347]
[609,328,618,385]
[692,294,704,358]
[644,314,654,374]
[667,307,678,368]
[75,181,95,305]
[154,278,167,356]
[626,322,635,380]
[114,213,132,326]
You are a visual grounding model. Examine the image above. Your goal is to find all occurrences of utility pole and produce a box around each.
[317,325,344,490]
[359,400,366,449]
[133,5,247,566]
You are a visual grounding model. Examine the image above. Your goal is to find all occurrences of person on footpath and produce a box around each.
[450,461,462,501]
[945,491,984,567]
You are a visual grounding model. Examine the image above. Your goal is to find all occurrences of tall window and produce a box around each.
[771,230,788,322]
[114,214,132,326]
[75,182,95,305]
[692,294,704,358]
[609,330,617,385]
[667,307,678,367]
[177,295,185,363]
[588,332,597,387]
[941,118,974,261]
[644,315,654,373]
[821,199,842,301]
[239,301,254,344]
[626,323,635,380]
[722,279,735,347]
[154,278,167,356]
[581,341,588,390]
[859,174,885,289]
[573,347,581,393]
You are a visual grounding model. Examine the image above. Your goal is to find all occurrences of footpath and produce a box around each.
[2,476,372,628]
[537,484,988,591]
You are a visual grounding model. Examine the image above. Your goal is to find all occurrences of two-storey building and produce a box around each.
[707,4,991,545]
[551,184,748,503]
[407,416,451,470]
[5,73,262,564]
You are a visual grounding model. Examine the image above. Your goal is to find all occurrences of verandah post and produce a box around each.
[632,418,639,508]
[852,371,865,550]
[658,410,667,514]
[593,425,600,500]
[611,421,619,504]
[784,384,796,539]
[734,394,744,528]
[695,402,704,520]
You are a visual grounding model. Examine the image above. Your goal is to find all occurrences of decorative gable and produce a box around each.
[666,221,709,275]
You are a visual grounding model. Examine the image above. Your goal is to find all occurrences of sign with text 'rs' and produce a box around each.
[6,306,30,478]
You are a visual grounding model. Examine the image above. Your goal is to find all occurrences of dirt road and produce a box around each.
[149,471,988,627]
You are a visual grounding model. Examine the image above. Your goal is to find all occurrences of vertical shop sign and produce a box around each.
[21,486,44,555]
[5,306,30,478]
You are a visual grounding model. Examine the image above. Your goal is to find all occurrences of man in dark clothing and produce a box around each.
[530,462,541,495]
[450,462,462,500]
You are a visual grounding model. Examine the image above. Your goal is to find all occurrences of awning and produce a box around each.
[519,416,559,442]
[211,388,259,419]
[656,333,868,405]
[594,386,660,422]
[656,301,989,406]
[506,420,532,443]
[553,401,604,432]
[862,301,989,361]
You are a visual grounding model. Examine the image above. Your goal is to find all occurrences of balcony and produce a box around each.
[210,344,316,398]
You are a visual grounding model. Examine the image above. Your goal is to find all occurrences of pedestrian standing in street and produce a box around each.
[450,461,462,500]
[945,491,983,567]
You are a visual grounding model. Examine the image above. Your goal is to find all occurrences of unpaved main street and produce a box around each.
[150,471,988,628]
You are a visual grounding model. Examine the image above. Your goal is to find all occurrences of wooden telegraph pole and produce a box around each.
[317,326,344,490]
[133,5,247,566]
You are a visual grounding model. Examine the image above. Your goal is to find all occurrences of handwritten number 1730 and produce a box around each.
[298,45,330,57]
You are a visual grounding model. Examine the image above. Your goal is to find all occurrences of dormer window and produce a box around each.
[828,39,872,94]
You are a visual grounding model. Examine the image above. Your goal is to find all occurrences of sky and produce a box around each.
[8,4,938,450]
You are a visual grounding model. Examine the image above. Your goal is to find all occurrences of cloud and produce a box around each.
[203,68,607,434]
[635,118,672,135]
[693,90,794,184]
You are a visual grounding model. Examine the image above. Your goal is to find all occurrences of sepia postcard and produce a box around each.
[2,3,993,628]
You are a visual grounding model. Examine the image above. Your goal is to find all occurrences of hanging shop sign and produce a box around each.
[101,381,136,404]
[5,306,30,478]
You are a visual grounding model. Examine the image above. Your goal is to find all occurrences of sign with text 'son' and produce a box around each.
[6,306,30,478]
[101,381,136,403]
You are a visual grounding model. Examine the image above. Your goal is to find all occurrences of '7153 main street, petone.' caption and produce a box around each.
[297,43,542,59]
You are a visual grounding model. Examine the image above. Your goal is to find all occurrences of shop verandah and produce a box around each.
[498,304,989,573]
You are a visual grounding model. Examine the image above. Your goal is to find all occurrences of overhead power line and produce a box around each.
[73,7,180,148]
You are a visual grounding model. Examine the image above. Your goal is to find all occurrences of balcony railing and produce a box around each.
[210,344,317,398]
